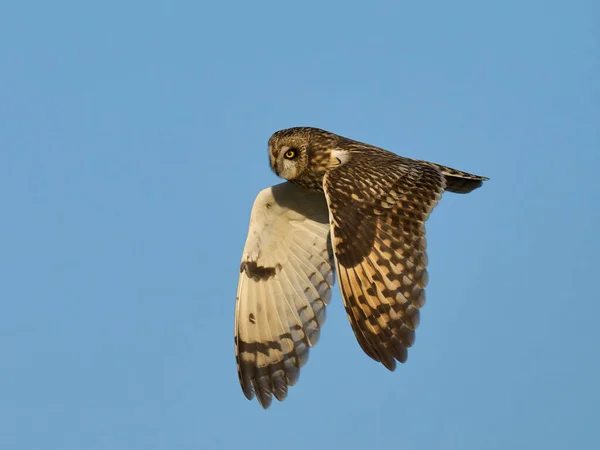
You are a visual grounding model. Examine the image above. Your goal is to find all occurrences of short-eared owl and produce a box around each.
[235,127,487,408]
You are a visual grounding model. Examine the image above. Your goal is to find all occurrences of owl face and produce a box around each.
[268,127,343,190]
[268,135,310,181]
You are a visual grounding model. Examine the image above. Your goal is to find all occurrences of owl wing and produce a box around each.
[235,182,335,408]
[323,152,446,370]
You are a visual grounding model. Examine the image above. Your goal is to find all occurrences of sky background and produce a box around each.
[1,1,599,449]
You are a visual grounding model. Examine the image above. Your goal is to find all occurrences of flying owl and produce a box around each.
[235,127,487,408]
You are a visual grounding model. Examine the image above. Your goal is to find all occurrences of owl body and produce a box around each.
[268,127,483,194]
[236,127,487,408]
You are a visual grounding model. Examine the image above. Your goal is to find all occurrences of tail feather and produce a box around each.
[443,173,486,193]
[422,161,488,194]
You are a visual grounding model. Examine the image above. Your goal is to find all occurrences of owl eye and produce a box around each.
[284,149,298,160]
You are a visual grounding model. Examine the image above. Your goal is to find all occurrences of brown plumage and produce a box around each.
[236,127,487,407]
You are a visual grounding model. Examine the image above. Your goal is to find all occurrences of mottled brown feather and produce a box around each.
[323,151,445,370]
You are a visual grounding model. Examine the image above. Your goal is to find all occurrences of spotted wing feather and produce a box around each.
[323,153,446,370]
[235,182,335,408]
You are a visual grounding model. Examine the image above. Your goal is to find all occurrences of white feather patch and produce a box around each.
[235,181,336,408]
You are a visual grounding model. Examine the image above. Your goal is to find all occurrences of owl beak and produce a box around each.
[270,160,280,176]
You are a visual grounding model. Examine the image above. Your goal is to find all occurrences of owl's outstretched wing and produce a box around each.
[323,152,446,371]
[235,182,335,408]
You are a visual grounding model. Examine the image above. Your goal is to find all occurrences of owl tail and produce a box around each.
[424,162,488,194]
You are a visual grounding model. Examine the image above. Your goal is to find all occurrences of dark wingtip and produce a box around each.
[254,378,273,409]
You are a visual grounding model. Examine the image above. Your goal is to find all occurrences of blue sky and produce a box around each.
[1,1,598,449]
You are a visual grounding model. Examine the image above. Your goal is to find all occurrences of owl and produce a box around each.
[235,127,487,408]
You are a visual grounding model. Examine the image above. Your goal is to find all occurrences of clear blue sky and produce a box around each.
[1,1,598,449]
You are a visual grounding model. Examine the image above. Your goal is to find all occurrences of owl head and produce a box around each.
[268,127,345,189]
[268,128,312,181]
